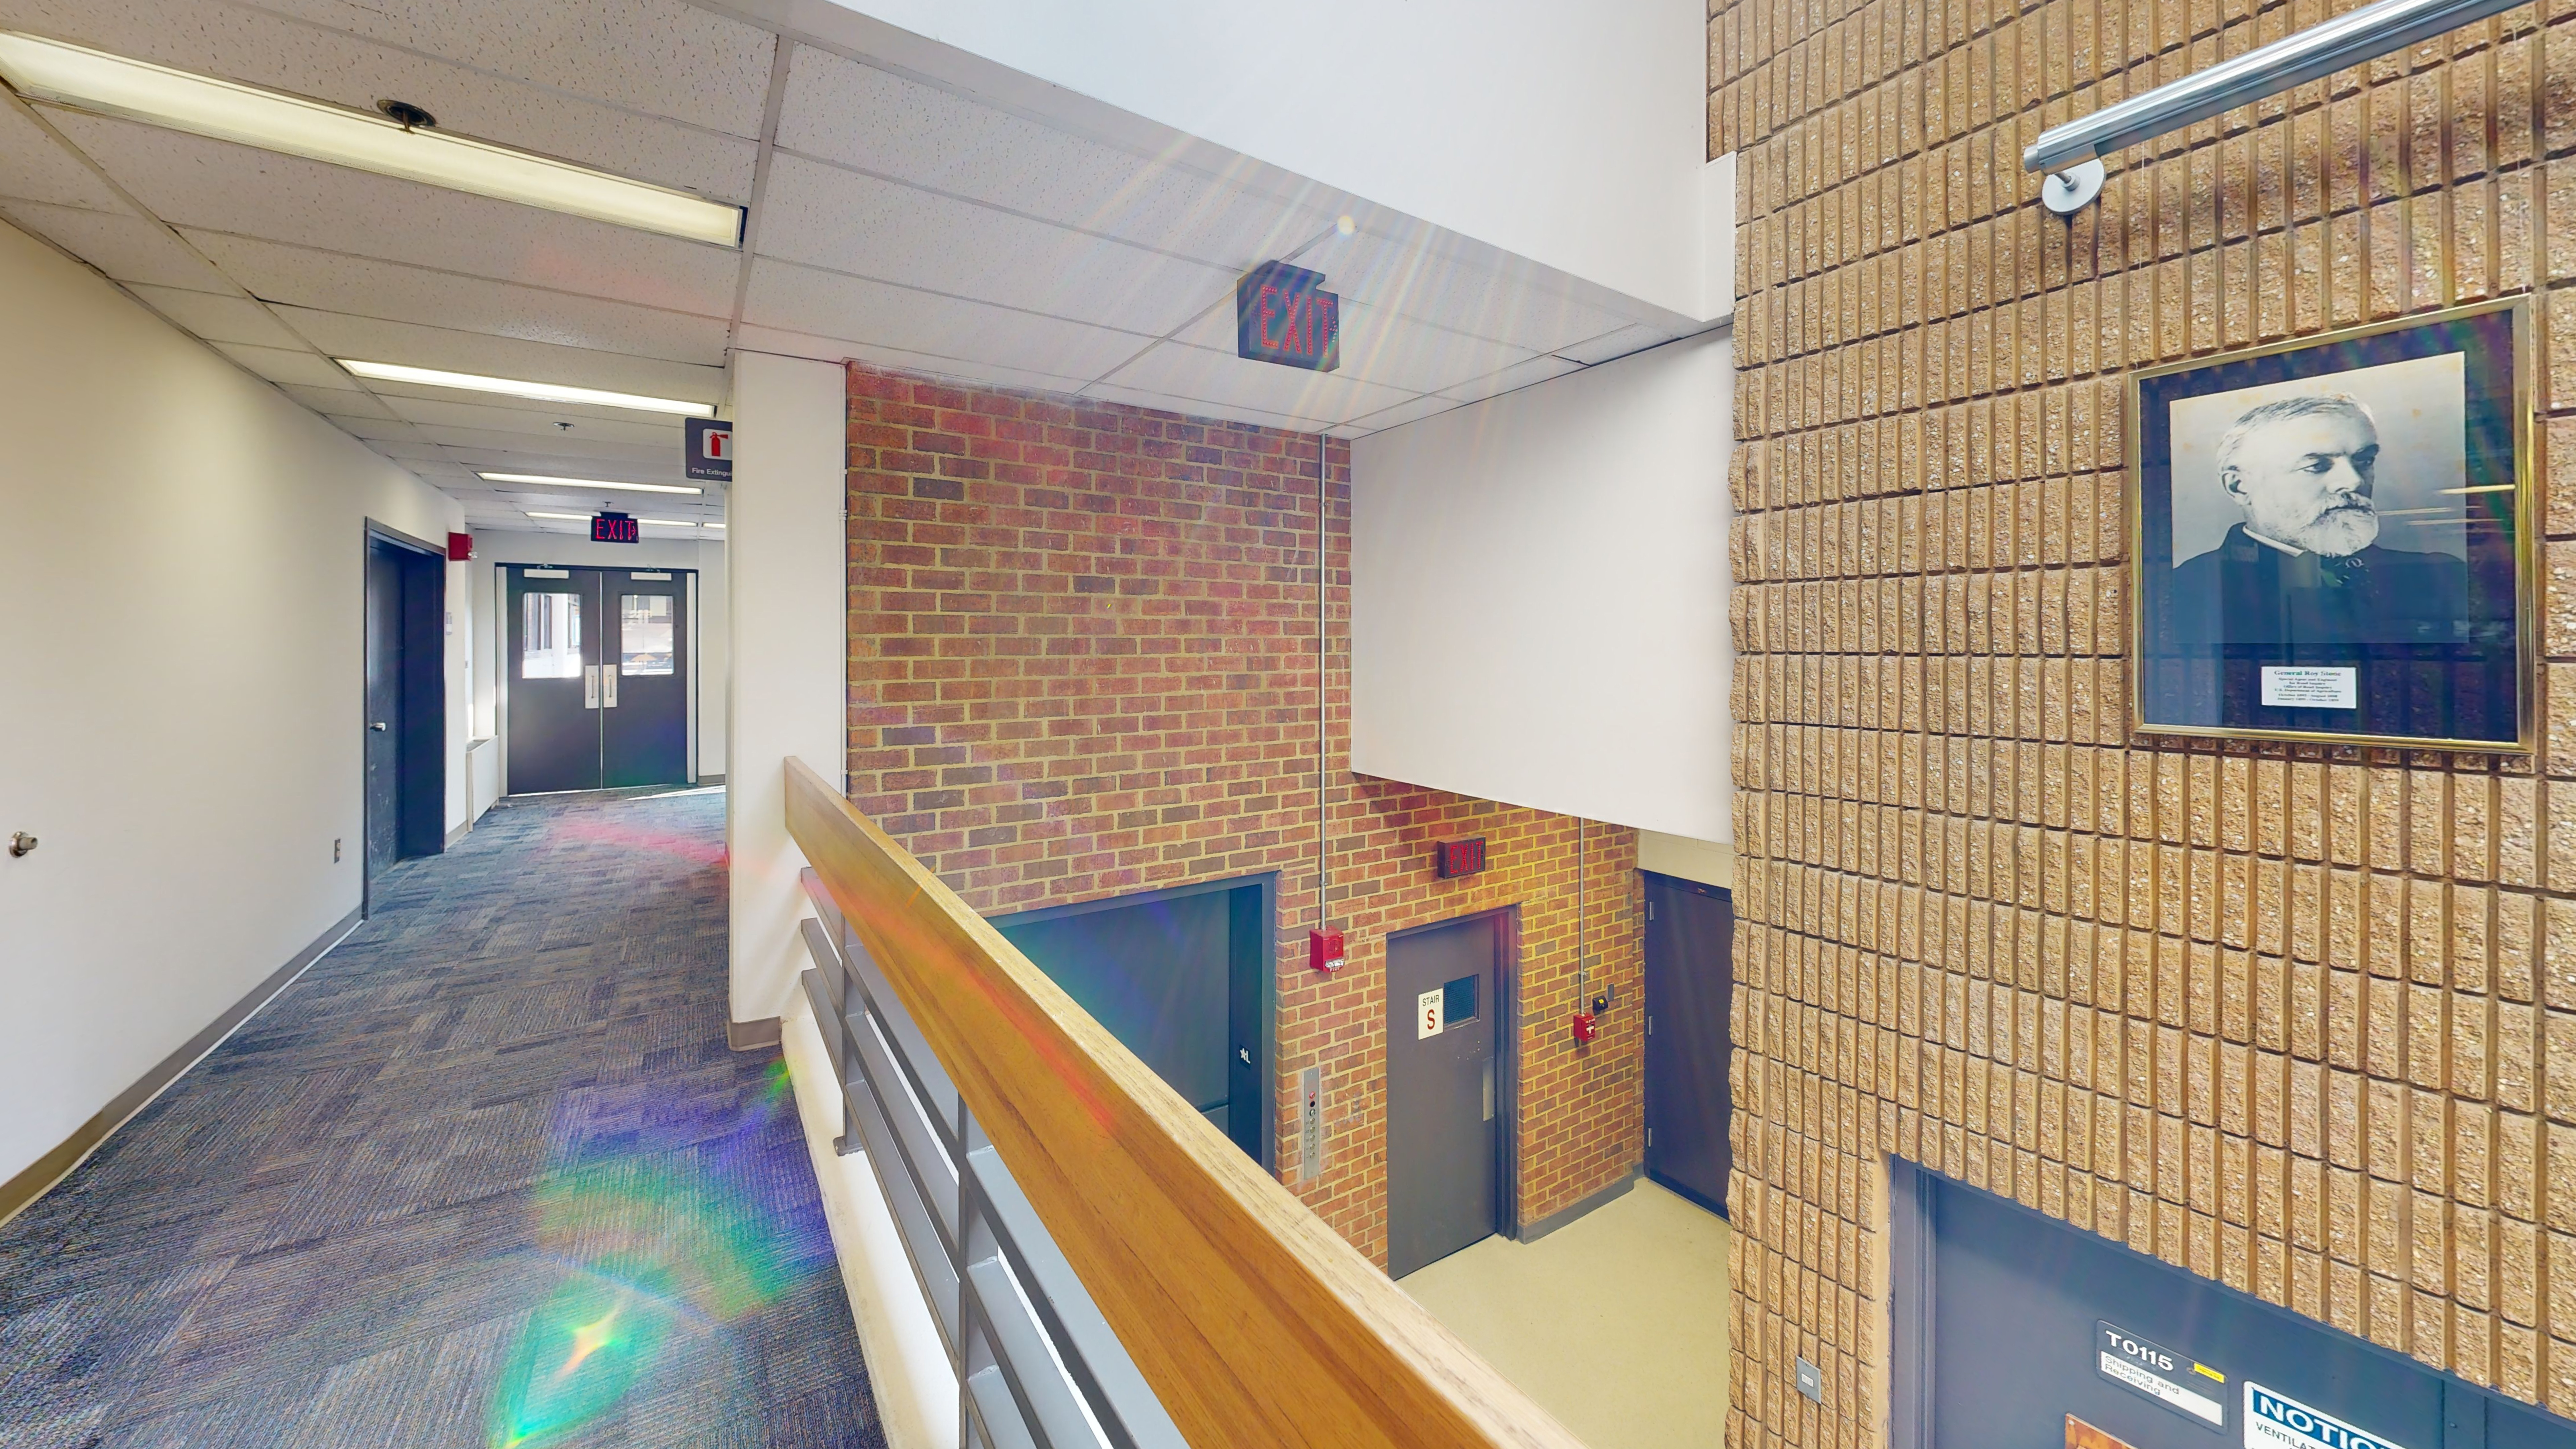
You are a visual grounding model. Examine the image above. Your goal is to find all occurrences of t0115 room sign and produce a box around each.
[1236,261,1339,371]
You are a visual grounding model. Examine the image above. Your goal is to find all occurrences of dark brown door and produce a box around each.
[1387,913,1504,1277]
[1643,872,1733,1214]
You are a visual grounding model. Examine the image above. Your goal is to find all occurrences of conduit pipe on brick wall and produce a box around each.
[2023,0,2527,214]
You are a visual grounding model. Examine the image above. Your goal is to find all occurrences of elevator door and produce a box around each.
[1387,913,1504,1277]
[505,566,694,794]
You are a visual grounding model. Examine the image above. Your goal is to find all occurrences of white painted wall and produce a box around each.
[827,0,1718,318]
[463,529,730,785]
[0,219,467,1186]
[1350,330,1733,842]
[726,352,849,1026]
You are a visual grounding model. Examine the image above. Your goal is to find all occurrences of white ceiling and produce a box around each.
[0,0,1707,536]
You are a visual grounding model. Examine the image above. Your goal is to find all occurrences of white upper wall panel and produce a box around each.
[820,0,1713,318]
[1351,330,1733,842]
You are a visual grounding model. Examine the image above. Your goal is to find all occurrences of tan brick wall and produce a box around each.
[842,363,1641,1263]
[1715,0,2576,1441]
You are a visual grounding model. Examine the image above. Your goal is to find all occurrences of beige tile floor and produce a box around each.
[1398,1180,1731,1448]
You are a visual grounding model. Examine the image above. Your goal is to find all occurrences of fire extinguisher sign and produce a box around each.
[685,417,732,483]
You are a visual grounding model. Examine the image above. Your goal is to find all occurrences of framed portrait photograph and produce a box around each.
[2130,298,2535,750]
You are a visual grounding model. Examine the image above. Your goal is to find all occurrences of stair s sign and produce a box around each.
[1236,261,1339,372]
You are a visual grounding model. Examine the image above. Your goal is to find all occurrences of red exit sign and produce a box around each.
[1236,261,1339,372]
[1433,837,1487,878]
[591,511,640,544]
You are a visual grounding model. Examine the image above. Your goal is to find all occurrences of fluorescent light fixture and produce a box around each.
[0,33,742,246]
[638,518,701,526]
[703,523,725,530]
[480,472,702,495]
[337,360,713,417]
[2439,483,2517,495]
[524,511,590,521]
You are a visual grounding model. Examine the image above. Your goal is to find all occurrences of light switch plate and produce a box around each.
[1795,1357,1824,1403]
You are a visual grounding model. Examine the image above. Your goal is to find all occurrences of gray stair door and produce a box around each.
[1386,912,1503,1277]
[1643,872,1733,1215]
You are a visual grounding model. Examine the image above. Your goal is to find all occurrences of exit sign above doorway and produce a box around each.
[1236,261,1340,372]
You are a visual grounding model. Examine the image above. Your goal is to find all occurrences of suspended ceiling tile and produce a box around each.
[362,439,451,460]
[1172,296,1541,397]
[1551,321,1681,366]
[775,46,1337,272]
[0,200,238,292]
[1077,381,1335,437]
[0,101,126,211]
[148,0,780,136]
[47,114,743,311]
[1337,392,1470,436]
[124,283,310,349]
[408,426,672,466]
[741,258,1153,382]
[268,306,727,403]
[432,447,694,488]
[323,413,426,442]
[4,0,759,200]
[352,375,708,428]
[730,322,1099,399]
[1098,339,1412,427]
[207,339,348,387]
[378,393,681,446]
[276,381,398,419]
[1438,353,1585,405]
[1321,229,1631,354]
[755,152,1232,336]
[185,234,732,364]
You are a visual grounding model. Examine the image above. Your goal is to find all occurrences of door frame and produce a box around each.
[1384,903,1521,1244]
[983,871,1279,1172]
[361,521,448,915]
[495,562,702,796]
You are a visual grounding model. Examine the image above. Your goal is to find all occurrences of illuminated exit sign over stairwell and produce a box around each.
[1236,261,1339,371]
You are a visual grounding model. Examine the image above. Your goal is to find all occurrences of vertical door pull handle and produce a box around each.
[583,665,600,709]
[1482,1059,1495,1121]
[602,663,618,708]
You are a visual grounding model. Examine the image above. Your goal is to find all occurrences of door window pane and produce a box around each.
[521,592,582,679]
[1442,974,1479,1025]
[619,595,674,676]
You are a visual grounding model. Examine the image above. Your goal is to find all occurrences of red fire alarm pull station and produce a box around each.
[1307,928,1345,974]
[445,531,473,561]
[1433,837,1487,879]
[1570,1011,1599,1043]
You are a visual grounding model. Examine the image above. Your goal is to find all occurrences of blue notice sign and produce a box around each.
[2244,1383,2414,1449]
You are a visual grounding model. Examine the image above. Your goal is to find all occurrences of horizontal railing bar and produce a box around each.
[839,1048,965,1356]
[784,756,1586,1449]
[2024,0,2525,172]
[966,1364,1043,1449]
[850,1007,962,1251]
[969,1143,1188,1449]
[965,1252,1109,1449]
[839,922,966,1151]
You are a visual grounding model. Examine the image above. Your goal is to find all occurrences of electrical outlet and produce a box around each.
[333,838,342,863]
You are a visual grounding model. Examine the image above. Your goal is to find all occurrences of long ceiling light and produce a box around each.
[0,33,742,246]
[479,472,702,495]
[337,360,713,417]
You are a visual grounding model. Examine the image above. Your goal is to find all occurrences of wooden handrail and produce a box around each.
[784,757,1589,1449]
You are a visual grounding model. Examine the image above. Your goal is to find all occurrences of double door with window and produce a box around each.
[506,565,691,793]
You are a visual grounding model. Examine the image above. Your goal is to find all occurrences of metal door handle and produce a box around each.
[370,721,388,731]
[1238,1046,1252,1066]
[602,663,618,708]
[1482,1059,1495,1121]
[583,664,600,709]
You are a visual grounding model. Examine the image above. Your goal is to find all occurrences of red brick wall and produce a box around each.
[842,362,1641,1260]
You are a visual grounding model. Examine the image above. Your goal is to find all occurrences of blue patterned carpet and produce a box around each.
[0,788,884,1449]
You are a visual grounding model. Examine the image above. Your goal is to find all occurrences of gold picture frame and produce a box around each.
[2126,295,2536,751]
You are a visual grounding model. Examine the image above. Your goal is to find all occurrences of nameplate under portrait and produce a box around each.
[2130,297,2535,751]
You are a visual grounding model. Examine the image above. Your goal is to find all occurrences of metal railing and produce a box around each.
[798,870,1185,1449]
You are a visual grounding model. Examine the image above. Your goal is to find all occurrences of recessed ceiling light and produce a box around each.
[479,472,703,495]
[524,511,590,521]
[637,518,701,527]
[0,33,742,246]
[703,522,726,530]
[337,360,713,417]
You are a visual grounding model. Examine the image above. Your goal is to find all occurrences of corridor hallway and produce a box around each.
[0,791,883,1448]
